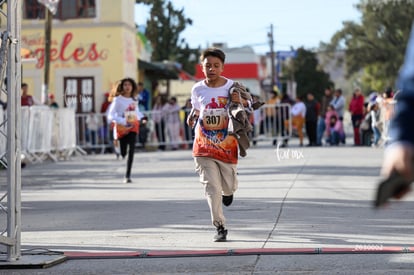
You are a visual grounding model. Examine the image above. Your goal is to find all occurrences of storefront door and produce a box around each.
[64,77,95,145]
[64,77,95,113]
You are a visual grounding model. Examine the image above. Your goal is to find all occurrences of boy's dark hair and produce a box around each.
[200,47,225,63]
[21,83,28,88]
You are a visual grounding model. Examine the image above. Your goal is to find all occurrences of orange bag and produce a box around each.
[110,120,139,139]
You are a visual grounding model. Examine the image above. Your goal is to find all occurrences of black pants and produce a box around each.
[119,131,137,178]
[155,120,166,150]
[306,120,317,146]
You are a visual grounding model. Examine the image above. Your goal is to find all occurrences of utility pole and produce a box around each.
[42,9,52,104]
[268,24,276,95]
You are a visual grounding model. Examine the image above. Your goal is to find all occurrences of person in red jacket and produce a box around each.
[349,87,365,145]
[21,83,39,106]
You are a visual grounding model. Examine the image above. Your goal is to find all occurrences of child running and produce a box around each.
[107,78,143,183]
[187,48,241,242]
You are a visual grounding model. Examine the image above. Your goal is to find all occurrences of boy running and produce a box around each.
[187,48,239,242]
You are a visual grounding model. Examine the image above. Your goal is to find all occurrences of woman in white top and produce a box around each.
[107,78,143,183]
[162,96,181,150]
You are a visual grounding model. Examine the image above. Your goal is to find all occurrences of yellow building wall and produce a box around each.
[21,0,138,112]
[169,80,196,107]
[101,0,135,24]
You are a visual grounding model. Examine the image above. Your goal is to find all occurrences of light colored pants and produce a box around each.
[291,115,305,145]
[194,157,238,227]
[166,121,181,149]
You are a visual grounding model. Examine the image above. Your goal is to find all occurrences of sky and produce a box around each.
[134,0,362,55]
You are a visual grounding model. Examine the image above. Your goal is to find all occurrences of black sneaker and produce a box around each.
[214,225,228,242]
[222,194,233,207]
[123,178,132,183]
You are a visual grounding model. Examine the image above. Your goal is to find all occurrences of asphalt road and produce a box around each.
[1,140,414,274]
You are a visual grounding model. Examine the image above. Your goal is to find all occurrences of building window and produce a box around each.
[24,0,96,20]
[24,0,45,19]
[77,0,96,17]
[64,77,95,113]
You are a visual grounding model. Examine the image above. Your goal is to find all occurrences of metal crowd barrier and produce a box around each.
[0,104,295,162]
[75,110,195,153]
[0,106,78,165]
[251,103,292,145]
[25,106,56,162]
[54,108,78,158]
[73,104,293,153]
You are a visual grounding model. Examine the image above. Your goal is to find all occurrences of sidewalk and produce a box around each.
[1,140,414,274]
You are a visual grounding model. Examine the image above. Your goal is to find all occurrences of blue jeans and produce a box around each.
[373,126,381,145]
[316,117,326,145]
[326,131,340,145]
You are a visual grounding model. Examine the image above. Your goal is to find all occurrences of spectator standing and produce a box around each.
[186,48,240,242]
[101,92,111,113]
[107,78,144,183]
[349,87,365,145]
[265,90,279,146]
[369,102,382,147]
[21,83,39,106]
[137,82,150,111]
[277,91,294,147]
[162,96,181,150]
[100,92,111,147]
[48,93,59,108]
[86,111,101,152]
[316,87,333,146]
[330,88,346,121]
[360,92,378,146]
[152,95,166,151]
[182,98,195,147]
[380,87,395,144]
[138,115,149,150]
[360,102,373,146]
[252,94,264,145]
[305,92,320,146]
[290,96,306,146]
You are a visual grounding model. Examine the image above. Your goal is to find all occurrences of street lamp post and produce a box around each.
[42,8,52,104]
[268,24,275,96]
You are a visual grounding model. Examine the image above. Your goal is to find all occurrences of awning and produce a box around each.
[138,59,179,80]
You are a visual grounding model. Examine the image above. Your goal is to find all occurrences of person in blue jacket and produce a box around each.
[381,22,414,190]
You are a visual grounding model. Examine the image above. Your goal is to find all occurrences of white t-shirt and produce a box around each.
[291,101,306,117]
[190,78,239,164]
[107,95,143,125]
